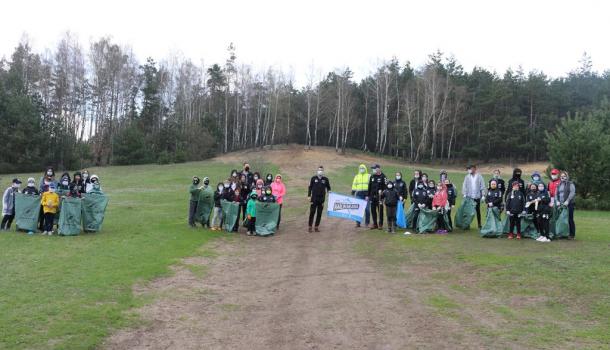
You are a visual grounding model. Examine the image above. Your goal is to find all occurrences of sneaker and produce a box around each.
[41,231,47,235]
[314,227,320,232]
[403,231,412,235]
[356,222,361,228]
[536,236,543,242]
[308,227,313,233]
[48,231,54,236]
[370,225,378,230]
[378,225,384,230]
[516,233,522,240]
[542,237,551,242]
[508,233,514,239]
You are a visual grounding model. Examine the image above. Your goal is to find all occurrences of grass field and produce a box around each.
[0,151,609,349]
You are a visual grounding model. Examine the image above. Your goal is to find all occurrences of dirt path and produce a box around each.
[104,147,493,349]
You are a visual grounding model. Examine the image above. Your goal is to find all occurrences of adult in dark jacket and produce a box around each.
[554,171,576,239]
[22,178,39,195]
[307,166,331,232]
[489,169,506,198]
[71,172,85,195]
[408,170,422,203]
[444,179,457,228]
[505,182,525,239]
[394,172,407,201]
[239,163,255,188]
[368,164,387,229]
[264,173,274,186]
[382,181,400,233]
[426,180,437,209]
[411,182,428,230]
[505,168,525,200]
[58,172,71,195]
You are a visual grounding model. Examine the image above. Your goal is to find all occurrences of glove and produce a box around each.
[487,203,493,208]
[247,214,252,220]
[418,203,425,209]
[563,201,569,207]
[399,196,403,202]
[506,211,512,216]
[481,195,486,201]
[463,194,467,198]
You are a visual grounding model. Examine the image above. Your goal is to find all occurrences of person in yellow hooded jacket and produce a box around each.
[41,183,60,235]
[351,164,370,228]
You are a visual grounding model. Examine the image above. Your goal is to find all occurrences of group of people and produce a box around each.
[350,164,577,240]
[1,167,103,235]
[188,162,286,236]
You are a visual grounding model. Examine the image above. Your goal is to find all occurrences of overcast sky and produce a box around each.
[2,0,609,85]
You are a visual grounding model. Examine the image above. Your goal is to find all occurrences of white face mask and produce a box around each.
[83,174,89,179]
[467,169,473,174]
[254,176,259,180]
[493,173,499,179]
[359,168,365,174]
[414,174,419,179]
[49,188,56,193]
[396,176,401,180]
[218,186,224,191]
[231,183,237,190]
[46,171,53,176]
[317,170,323,176]
[421,177,428,182]
[387,184,393,189]
[28,182,35,187]
[232,173,237,177]
[551,175,558,180]
[224,183,230,188]
[62,181,69,186]
[13,184,20,189]
[533,176,540,181]
[538,186,544,192]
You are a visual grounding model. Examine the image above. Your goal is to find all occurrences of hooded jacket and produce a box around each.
[264,174,274,186]
[488,177,506,197]
[2,186,18,215]
[486,187,503,208]
[270,177,286,204]
[246,194,258,217]
[446,183,457,206]
[526,188,539,213]
[259,190,276,203]
[394,177,407,199]
[531,171,545,187]
[555,175,576,205]
[351,164,370,194]
[254,179,265,197]
[505,188,525,214]
[506,168,525,200]
[432,186,448,208]
[462,172,485,199]
[381,185,400,207]
[412,183,429,208]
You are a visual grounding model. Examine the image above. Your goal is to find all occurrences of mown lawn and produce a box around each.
[0,160,275,350]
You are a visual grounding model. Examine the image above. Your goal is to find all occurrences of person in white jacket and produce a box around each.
[462,165,486,229]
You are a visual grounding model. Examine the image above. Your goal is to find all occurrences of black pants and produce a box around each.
[411,208,420,230]
[446,208,453,229]
[437,214,448,230]
[38,205,45,230]
[568,203,576,237]
[309,201,323,227]
[508,215,521,234]
[371,199,384,227]
[474,198,482,227]
[537,215,550,238]
[188,201,198,226]
[235,204,247,231]
[386,205,397,230]
[1,213,14,230]
[248,217,256,233]
[43,213,55,232]
[277,204,282,228]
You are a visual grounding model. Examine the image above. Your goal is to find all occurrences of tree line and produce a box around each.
[2,34,610,174]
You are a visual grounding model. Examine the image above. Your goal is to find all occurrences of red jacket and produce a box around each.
[432,187,448,208]
[548,179,561,197]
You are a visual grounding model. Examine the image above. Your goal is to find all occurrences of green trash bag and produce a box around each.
[480,207,504,238]
[58,197,82,236]
[554,206,570,239]
[502,213,539,239]
[255,202,280,236]
[196,187,214,226]
[455,197,476,230]
[81,192,109,232]
[416,209,438,233]
[548,206,558,237]
[502,215,510,233]
[221,200,240,232]
[405,203,416,228]
[15,193,41,232]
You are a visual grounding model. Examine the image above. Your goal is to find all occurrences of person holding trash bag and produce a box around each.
[505,182,526,240]
[196,178,214,228]
[2,178,22,230]
[245,192,258,236]
[81,180,109,233]
[352,164,371,228]
[444,179,457,228]
[462,165,486,229]
[486,180,503,210]
[411,181,428,230]
[270,175,286,228]
[480,180,504,238]
[307,166,331,233]
[409,170,422,203]
[432,182,450,233]
[489,169,506,198]
[188,177,202,227]
[41,183,60,235]
[368,164,387,230]
[23,178,39,195]
[381,181,400,233]
[525,183,541,233]
[554,171,576,239]
[535,183,552,242]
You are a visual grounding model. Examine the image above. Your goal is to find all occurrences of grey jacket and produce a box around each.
[2,187,17,215]
[462,173,486,199]
[555,179,576,205]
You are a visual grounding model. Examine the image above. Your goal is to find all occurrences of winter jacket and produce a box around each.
[408,177,420,199]
[506,169,525,200]
[548,178,561,198]
[189,184,201,201]
[71,180,85,195]
[239,184,250,205]
[394,179,407,199]
[526,189,540,213]
[368,172,387,200]
[412,186,429,208]
[425,186,436,208]
[351,164,370,194]
[531,172,544,187]
[446,184,457,206]
[489,177,506,197]
[246,198,257,217]
[462,173,485,199]
[555,179,576,206]
[505,189,525,214]
[381,188,400,207]
[240,171,254,189]
[22,186,39,195]
[308,175,331,203]
[537,191,552,215]
[214,191,222,207]
[264,174,274,187]
[2,187,18,215]
[485,188,503,208]
[41,191,60,214]
[432,188,448,208]
[254,179,265,197]
[221,188,234,202]
[38,177,57,193]
[270,181,286,204]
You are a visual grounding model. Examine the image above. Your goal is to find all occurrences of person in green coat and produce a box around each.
[246,192,258,236]
[196,177,214,228]
[188,176,204,227]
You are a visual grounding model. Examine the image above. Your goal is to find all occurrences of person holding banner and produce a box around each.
[308,166,331,232]
[351,164,370,228]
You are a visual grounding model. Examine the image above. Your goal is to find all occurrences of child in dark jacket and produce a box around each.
[23,178,39,195]
[525,183,541,233]
[411,182,428,230]
[486,180,503,209]
[535,183,552,242]
[444,179,457,228]
[382,181,400,233]
[505,182,525,239]
[246,192,258,235]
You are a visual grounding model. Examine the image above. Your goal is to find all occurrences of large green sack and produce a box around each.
[255,202,280,236]
[14,193,41,232]
[221,200,240,232]
[455,197,476,230]
[480,207,503,238]
[548,206,558,237]
[58,197,82,236]
[520,213,539,239]
[405,203,416,227]
[81,191,109,232]
[416,209,438,233]
[554,206,570,239]
[196,187,214,226]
